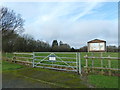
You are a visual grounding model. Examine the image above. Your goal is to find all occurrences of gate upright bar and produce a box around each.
[32,52,35,68]
[76,53,79,74]
[78,53,82,75]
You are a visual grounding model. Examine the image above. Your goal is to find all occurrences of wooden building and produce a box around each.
[87,39,106,52]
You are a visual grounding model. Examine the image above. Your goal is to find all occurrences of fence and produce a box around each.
[84,53,120,75]
[12,52,33,65]
[4,52,120,76]
[12,52,82,75]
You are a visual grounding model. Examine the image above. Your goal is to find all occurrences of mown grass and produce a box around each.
[2,60,87,88]
[88,75,119,88]
[16,68,87,88]
[2,61,24,71]
[2,60,119,88]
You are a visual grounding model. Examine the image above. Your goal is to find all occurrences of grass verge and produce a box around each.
[2,60,25,71]
[88,75,119,88]
[2,60,119,88]
[2,60,87,88]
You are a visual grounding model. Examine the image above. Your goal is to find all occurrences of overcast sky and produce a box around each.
[1,1,118,48]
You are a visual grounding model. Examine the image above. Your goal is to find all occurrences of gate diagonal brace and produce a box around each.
[35,53,76,71]
[36,53,53,65]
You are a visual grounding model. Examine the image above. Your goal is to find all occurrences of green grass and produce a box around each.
[88,75,119,88]
[2,57,119,88]
[2,61,24,71]
[16,68,87,88]
[2,60,87,88]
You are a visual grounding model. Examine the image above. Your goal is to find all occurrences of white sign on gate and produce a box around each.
[49,55,56,61]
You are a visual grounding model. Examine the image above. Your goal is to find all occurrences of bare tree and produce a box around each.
[0,7,24,35]
[0,7,24,52]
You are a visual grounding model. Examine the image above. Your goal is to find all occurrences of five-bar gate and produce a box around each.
[33,52,81,75]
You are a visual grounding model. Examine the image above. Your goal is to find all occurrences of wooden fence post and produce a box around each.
[5,52,8,61]
[101,52,104,75]
[13,53,16,63]
[92,53,94,73]
[85,54,88,73]
[33,52,35,68]
[6,52,7,58]
[108,55,111,76]
[77,53,80,75]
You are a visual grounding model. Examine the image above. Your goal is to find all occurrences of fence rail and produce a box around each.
[33,52,81,74]
[84,56,120,60]
[34,56,76,59]
[84,54,120,75]
[13,52,33,55]
[34,59,76,63]
[10,52,81,75]
[36,63,76,68]
[35,66,77,72]
[85,67,120,71]
[15,57,33,59]
[4,52,119,76]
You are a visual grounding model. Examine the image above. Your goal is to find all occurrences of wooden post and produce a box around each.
[101,52,104,75]
[33,52,35,68]
[5,52,8,61]
[77,53,79,75]
[6,52,7,58]
[92,53,94,67]
[92,53,94,73]
[85,54,88,73]
[101,52,103,67]
[13,53,16,63]
[108,55,111,76]
[85,55,88,67]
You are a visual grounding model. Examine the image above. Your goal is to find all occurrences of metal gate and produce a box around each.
[33,52,81,74]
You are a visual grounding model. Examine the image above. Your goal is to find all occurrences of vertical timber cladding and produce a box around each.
[87,39,106,52]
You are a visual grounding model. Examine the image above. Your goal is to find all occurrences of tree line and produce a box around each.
[1,7,50,52]
[1,7,119,52]
[1,7,72,52]
[51,40,71,52]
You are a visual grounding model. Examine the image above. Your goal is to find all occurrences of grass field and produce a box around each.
[88,75,119,88]
[2,60,119,88]
[2,61,25,71]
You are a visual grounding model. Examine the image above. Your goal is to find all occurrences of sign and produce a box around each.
[49,55,56,61]
[89,42,105,51]
[88,39,106,52]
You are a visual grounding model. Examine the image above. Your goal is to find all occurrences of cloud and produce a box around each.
[3,2,117,48]
[0,2,5,7]
[72,2,99,21]
[58,20,117,47]
[25,18,117,48]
